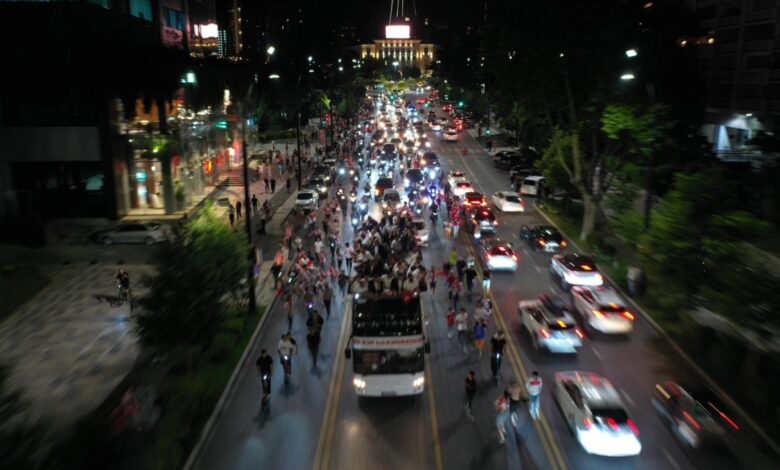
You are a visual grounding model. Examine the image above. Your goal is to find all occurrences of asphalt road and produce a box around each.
[193,96,775,470]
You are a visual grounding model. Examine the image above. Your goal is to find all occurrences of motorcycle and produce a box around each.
[351,215,360,229]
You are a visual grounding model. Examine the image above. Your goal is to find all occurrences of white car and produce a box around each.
[480,238,518,272]
[492,191,525,212]
[452,180,474,197]
[294,190,319,211]
[571,286,635,335]
[430,122,443,132]
[412,218,430,246]
[443,129,458,142]
[518,294,583,353]
[382,189,402,213]
[520,175,545,196]
[550,254,604,290]
[554,371,642,457]
[447,170,467,187]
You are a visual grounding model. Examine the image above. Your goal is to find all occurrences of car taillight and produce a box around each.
[682,411,701,430]
[487,254,493,259]
[539,240,546,246]
[561,240,568,247]
[627,419,640,435]
[592,310,605,318]
[575,327,584,338]
[540,328,550,338]
[717,410,740,431]
[623,311,635,320]
[583,418,594,430]
[512,254,518,261]
[607,418,620,432]
[493,220,498,226]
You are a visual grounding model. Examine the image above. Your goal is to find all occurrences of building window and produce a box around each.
[716,27,740,43]
[745,55,771,69]
[129,0,152,21]
[745,23,774,41]
[752,0,776,12]
[165,8,185,31]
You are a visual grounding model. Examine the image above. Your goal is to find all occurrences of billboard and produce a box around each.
[385,24,410,39]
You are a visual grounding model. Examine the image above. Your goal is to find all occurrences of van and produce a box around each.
[520,176,545,196]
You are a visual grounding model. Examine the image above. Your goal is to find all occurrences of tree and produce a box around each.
[501,101,527,146]
[137,206,249,359]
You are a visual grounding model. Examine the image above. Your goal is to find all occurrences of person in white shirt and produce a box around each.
[455,309,469,353]
[526,371,543,420]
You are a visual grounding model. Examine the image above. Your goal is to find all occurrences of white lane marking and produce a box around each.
[534,265,542,273]
[662,449,682,470]
[620,388,636,408]
[590,346,603,361]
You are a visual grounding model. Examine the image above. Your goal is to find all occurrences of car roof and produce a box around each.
[558,254,596,270]
[585,286,624,306]
[524,175,545,182]
[556,371,623,407]
[464,192,483,198]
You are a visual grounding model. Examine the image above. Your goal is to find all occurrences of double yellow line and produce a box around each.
[465,239,568,470]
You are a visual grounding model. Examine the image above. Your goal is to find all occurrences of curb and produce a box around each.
[182,266,287,470]
[533,202,780,458]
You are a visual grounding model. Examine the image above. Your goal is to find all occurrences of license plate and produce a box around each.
[381,391,397,397]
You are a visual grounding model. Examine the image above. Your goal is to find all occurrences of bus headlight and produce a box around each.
[413,377,424,388]
[353,378,367,389]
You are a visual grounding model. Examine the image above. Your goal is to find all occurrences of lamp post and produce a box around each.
[296,73,304,189]
[623,49,657,229]
[240,83,257,315]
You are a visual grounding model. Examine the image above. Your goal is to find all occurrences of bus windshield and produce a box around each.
[353,347,424,375]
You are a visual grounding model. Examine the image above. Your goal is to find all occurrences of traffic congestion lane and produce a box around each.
[425,117,773,469]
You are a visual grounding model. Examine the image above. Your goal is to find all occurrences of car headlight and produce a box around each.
[353,378,366,389]
[413,377,424,388]
[319,187,327,193]
[404,178,410,187]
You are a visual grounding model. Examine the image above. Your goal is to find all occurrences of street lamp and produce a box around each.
[625,48,638,58]
[295,74,304,189]
[268,74,280,80]
[240,84,257,315]
[620,73,636,81]
[266,45,276,56]
[392,61,399,80]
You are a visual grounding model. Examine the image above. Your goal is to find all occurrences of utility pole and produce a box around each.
[296,74,303,189]
[241,85,257,315]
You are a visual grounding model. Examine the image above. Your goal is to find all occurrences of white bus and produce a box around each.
[345,292,429,397]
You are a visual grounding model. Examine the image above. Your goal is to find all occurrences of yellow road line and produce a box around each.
[313,301,352,470]
[464,239,567,470]
[422,302,445,470]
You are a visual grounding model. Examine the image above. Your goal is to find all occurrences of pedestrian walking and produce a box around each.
[464,371,477,421]
[508,381,524,428]
[263,177,270,193]
[306,328,321,368]
[526,371,543,420]
[286,175,292,193]
[446,308,456,338]
[482,268,491,292]
[228,203,235,226]
[236,200,243,218]
[456,308,469,353]
[322,282,333,318]
[345,243,353,273]
[429,268,437,294]
[270,177,277,194]
[251,194,259,215]
[490,330,506,383]
[495,390,511,444]
[465,265,477,300]
[474,319,487,358]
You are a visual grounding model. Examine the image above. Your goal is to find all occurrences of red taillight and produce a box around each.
[575,327,584,338]
[623,311,635,320]
[627,419,640,435]
[540,329,550,338]
[493,220,498,226]
[718,410,740,430]
[583,418,594,430]
[682,411,701,430]
[607,418,620,431]
[512,254,518,261]
[561,240,568,247]
[487,254,493,259]
[539,240,546,246]
[592,309,605,318]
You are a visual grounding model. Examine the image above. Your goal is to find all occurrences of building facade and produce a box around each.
[359,39,436,73]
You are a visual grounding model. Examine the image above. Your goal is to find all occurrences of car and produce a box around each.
[306,176,329,198]
[322,158,338,169]
[550,254,604,289]
[430,122,443,132]
[447,170,467,187]
[492,151,523,170]
[312,165,332,183]
[443,129,458,142]
[374,177,394,199]
[382,143,397,160]
[480,238,518,271]
[92,222,169,246]
[412,218,430,246]
[404,168,425,189]
[554,371,641,456]
[466,207,497,239]
[492,191,525,212]
[452,180,474,197]
[382,189,402,213]
[520,225,568,252]
[652,381,740,449]
[509,166,540,183]
[462,191,487,210]
[571,286,635,335]
[442,103,454,113]
[420,152,440,171]
[518,293,584,353]
[294,190,319,211]
[520,175,545,196]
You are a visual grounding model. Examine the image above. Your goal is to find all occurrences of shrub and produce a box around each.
[207,333,235,361]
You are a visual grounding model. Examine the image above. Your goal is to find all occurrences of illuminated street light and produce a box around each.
[266,46,276,55]
[309,69,314,73]
[625,48,638,58]
[620,73,635,81]
[269,74,280,79]
[338,66,343,72]
[308,55,313,63]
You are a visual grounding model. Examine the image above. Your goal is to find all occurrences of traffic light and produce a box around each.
[458,101,464,108]
[215,120,228,129]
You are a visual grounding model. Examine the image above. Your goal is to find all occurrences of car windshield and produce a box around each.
[413,221,426,230]
[377,178,393,188]
[523,180,537,187]
[490,246,513,256]
[352,348,425,375]
[548,320,575,331]
[384,193,400,202]
[599,304,626,313]
[407,170,422,179]
[505,195,521,203]
[457,182,471,188]
[591,407,629,424]
[297,193,313,200]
